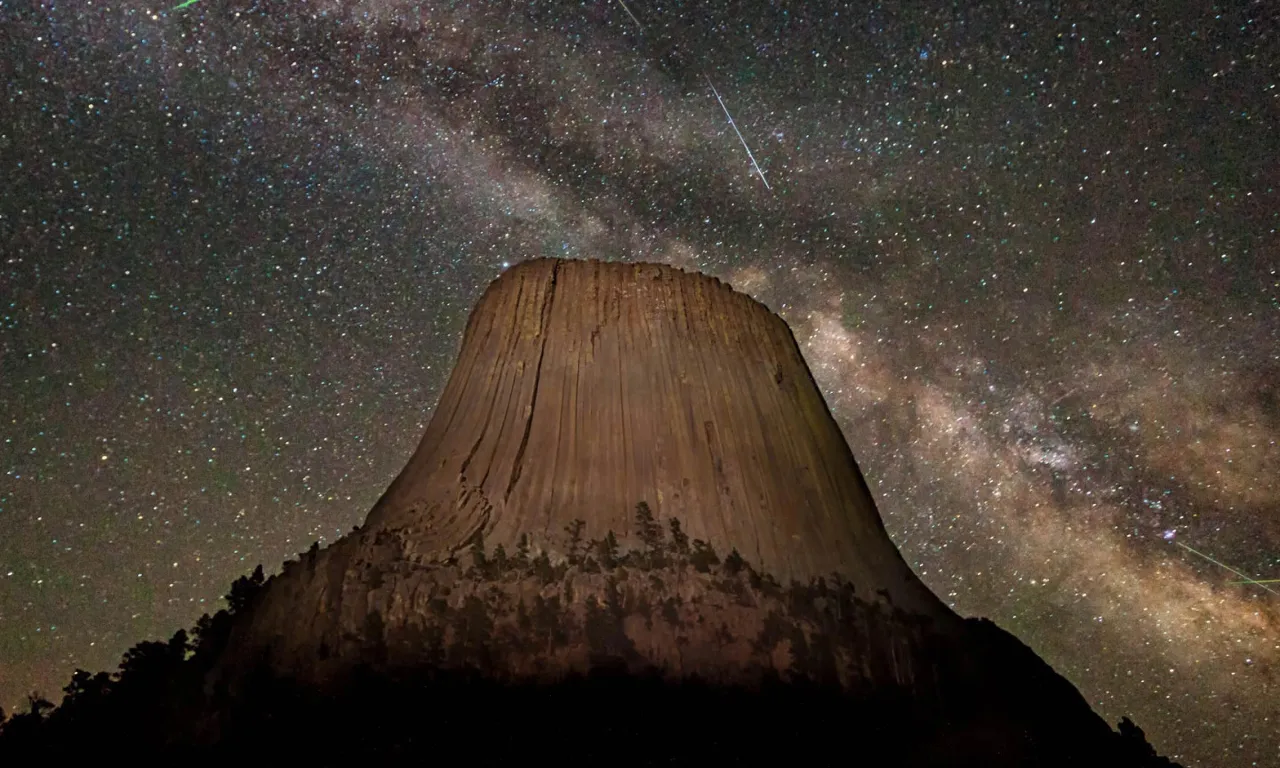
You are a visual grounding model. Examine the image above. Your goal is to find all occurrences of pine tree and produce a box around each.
[226,565,265,615]
[533,551,555,584]
[25,693,53,719]
[723,548,747,575]
[689,539,721,573]
[469,533,488,578]
[598,530,620,569]
[564,519,586,564]
[668,517,690,556]
[635,501,663,551]
[491,543,509,574]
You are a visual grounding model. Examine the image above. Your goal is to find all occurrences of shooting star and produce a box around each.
[705,75,772,191]
[1047,387,1079,408]
[1176,541,1278,595]
[614,0,643,30]
[170,0,201,9]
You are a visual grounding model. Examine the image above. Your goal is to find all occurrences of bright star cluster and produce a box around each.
[1,2,1275,765]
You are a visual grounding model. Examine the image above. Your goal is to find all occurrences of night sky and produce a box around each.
[1,0,1277,764]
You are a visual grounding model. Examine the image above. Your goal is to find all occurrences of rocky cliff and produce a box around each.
[0,259,1182,767]
[367,258,949,613]
[209,258,968,691]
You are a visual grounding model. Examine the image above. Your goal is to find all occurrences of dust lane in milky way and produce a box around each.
[0,2,1275,766]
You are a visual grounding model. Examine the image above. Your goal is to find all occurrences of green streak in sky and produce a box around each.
[1176,542,1279,595]
[170,0,200,10]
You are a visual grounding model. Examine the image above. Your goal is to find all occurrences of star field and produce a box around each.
[1,1,1276,765]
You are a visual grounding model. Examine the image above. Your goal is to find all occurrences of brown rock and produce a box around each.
[212,258,975,692]
[0,257,1173,767]
[364,258,950,619]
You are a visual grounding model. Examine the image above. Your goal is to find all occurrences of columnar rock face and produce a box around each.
[365,258,947,618]
[211,258,968,691]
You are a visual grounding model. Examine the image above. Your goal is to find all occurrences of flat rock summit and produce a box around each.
[1,259,1179,767]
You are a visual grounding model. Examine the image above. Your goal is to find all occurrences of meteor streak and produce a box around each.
[705,75,772,191]
[1176,541,1278,595]
[614,0,643,30]
[170,0,201,9]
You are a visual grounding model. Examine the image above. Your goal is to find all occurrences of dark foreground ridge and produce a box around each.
[0,508,1180,767]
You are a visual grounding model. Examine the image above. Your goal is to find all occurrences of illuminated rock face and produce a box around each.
[213,258,968,690]
[364,258,948,618]
[201,261,1166,766]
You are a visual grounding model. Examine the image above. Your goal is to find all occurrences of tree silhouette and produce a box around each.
[190,608,234,666]
[25,694,52,718]
[597,530,620,569]
[634,501,664,560]
[0,693,54,747]
[633,591,655,629]
[1116,716,1177,765]
[564,519,586,564]
[667,517,690,556]
[491,543,510,574]
[455,596,494,669]
[226,564,265,614]
[62,669,112,711]
[532,551,555,584]
[689,539,720,573]
[468,532,488,577]
[532,595,566,654]
[117,631,188,689]
[661,596,682,628]
[723,548,747,575]
[753,611,791,657]
[634,501,656,538]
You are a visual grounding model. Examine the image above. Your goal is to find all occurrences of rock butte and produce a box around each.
[211,258,976,689]
[366,257,950,618]
[2,259,1178,767]
[221,259,967,675]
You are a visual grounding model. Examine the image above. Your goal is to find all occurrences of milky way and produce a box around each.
[1,1,1276,764]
